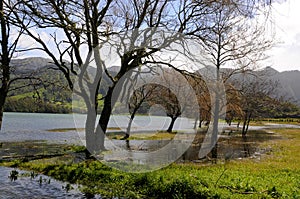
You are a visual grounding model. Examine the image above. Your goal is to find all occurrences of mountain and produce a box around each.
[274,70,300,105]
[196,66,300,105]
[5,57,116,113]
[10,57,55,73]
[4,57,300,113]
[5,57,72,113]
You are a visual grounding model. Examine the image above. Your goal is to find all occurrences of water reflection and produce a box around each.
[0,167,94,199]
[102,130,282,166]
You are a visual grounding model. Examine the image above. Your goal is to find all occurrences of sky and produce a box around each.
[266,0,300,72]
[15,0,300,72]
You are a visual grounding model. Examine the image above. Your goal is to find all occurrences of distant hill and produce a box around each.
[5,57,115,113]
[4,57,300,113]
[196,66,300,105]
[6,57,72,113]
[274,70,300,105]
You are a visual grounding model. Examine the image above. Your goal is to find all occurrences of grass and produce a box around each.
[250,118,300,126]
[107,130,179,140]
[1,128,300,198]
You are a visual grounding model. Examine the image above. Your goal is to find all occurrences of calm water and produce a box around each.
[0,113,299,197]
[0,112,196,197]
[0,112,83,144]
[0,166,96,199]
[0,112,195,144]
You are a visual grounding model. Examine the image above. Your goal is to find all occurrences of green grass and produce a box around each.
[250,118,300,126]
[107,130,179,140]
[2,128,300,198]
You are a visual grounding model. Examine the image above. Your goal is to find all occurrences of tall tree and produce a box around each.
[190,0,273,159]
[0,0,28,129]
[12,0,203,154]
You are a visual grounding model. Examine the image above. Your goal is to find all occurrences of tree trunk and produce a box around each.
[241,111,248,137]
[126,118,133,138]
[0,0,10,130]
[211,65,221,160]
[167,116,177,133]
[245,113,252,135]
[125,102,141,138]
[193,115,198,129]
[98,86,114,134]
[0,88,7,130]
[0,95,6,130]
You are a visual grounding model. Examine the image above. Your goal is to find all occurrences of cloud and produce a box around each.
[267,0,300,71]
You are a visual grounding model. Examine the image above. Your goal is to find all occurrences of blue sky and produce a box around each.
[15,0,300,72]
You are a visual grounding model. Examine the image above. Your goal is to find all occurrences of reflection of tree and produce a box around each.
[242,136,251,158]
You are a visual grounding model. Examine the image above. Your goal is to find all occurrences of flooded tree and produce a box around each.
[125,83,157,138]
[9,0,275,160]
[11,0,206,155]
[234,73,281,136]
[189,0,274,160]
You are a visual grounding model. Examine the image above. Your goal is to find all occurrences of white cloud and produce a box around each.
[266,0,300,71]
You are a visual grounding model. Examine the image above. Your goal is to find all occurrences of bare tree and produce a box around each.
[187,72,212,128]
[0,0,34,129]
[9,0,275,159]
[11,0,204,154]
[234,72,280,136]
[125,83,157,138]
[188,1,274,159]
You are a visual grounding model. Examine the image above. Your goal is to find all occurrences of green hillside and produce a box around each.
[5,59,73,113]
[5,57,108,113]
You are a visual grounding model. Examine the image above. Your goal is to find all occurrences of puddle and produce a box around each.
[0,166,99,199]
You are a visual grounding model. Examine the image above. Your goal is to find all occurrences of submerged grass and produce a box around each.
[1,128,300,198]
[107,130,179,140]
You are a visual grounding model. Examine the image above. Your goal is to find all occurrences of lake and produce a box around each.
[0,112,299,197]
[0,112,195,144]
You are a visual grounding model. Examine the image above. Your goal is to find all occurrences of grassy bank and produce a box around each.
[1,128,300,198]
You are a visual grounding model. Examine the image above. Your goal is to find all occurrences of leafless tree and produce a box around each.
[8,0,275,159]
[11,0,206,154]
[0,0,41,129]
[125,83,157,138]
[189,0,274,159]
[234,72,280,136]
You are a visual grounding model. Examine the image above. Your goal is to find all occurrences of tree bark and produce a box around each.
[0,95,6,130]
[193,115,198,129]
[85,111,105,155]
[167,116,177,133]
[0,0,10,130]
